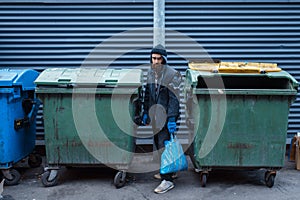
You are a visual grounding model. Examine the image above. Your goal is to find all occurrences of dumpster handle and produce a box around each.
[58,78,71,83]
[105,79,118,83]
[27,98,41,123]
[14,98,41,130]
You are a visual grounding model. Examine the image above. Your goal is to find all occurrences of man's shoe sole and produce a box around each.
[154,184,174,194]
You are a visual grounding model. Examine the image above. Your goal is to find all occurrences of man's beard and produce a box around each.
[152,63,163,72]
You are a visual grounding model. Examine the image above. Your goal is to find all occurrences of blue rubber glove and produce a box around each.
[167,117,176,133]
[142,114,149,125]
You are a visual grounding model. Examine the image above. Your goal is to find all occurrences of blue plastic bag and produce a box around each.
[160,134,188,174]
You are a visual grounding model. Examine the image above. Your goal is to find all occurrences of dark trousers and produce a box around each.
[154,126,173,182]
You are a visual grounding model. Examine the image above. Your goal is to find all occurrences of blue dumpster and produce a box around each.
[0,69,42,185]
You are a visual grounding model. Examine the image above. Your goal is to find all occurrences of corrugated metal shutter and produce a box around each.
[165,1,300,139]
[0,2,153,69]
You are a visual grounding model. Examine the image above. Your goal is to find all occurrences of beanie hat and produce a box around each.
[150,44,167,64]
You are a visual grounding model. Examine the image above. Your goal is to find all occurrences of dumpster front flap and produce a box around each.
[34,68,142,87]
[0,69,39,90]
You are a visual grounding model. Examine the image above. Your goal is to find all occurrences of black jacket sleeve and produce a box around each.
[166,70,182,121]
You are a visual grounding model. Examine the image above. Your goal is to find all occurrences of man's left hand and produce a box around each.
[167,118,177,133]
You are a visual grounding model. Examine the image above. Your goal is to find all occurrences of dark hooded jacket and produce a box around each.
[143,45,182,130]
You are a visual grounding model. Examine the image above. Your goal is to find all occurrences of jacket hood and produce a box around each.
[150,44,167,64]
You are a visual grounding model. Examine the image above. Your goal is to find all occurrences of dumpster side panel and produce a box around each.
[96,93,136,159]
[41,92,135,167]
[194,93,290,168]
[0,93,10,164]
[0,90,36,168]
[42,93,100,165]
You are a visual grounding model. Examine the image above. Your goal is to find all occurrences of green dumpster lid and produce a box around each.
[34,68,142,87]
[0,69,39,90]
[186,69,299,89]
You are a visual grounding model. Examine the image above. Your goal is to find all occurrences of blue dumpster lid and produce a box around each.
[0,69,39,90]
[35,68,143,87]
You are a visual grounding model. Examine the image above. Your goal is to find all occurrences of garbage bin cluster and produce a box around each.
[0,64,298,188]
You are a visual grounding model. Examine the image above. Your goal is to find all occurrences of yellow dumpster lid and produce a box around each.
[188,61,282,73]
[34,68,143,87]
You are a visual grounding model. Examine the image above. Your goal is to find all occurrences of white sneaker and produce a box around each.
[153,173,178,180]
[154,180,174,194]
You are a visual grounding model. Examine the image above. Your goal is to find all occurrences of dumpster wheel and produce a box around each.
[114,171,126,189]
[28,153,42,168]
[3,169,21,186]
[41,170,59,187]
[265,171,276,188]
[200,172,208,187]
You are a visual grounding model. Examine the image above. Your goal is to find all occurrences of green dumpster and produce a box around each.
[185,69,298,187]
[35,68,142,188]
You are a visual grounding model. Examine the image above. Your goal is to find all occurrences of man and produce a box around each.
[142,44,182,194]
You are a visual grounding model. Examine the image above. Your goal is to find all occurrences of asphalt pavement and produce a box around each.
[1,154,300,200]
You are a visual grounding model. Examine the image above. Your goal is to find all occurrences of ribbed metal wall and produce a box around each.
[0,2,154,69]
[1,1,299,141]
